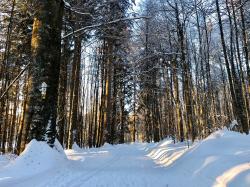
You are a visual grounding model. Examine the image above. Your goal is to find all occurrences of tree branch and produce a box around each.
[0,61,31,101]
[62,16,150,39]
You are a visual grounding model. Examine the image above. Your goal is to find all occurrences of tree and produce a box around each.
[25,0,64,146]
[216,0,249,134]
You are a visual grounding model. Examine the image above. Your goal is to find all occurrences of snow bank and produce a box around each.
[72,142,82,152]
[147,138,190,167]
[0,139,67,180]
[0,155,9,169]
[54,139,66,156]
[148,129,250,187]
[102,143,115,149]
[0,154,16,168]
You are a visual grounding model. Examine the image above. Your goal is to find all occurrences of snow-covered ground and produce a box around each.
[0,129,249,187]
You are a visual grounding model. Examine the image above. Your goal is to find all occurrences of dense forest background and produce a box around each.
[0,0,249,155]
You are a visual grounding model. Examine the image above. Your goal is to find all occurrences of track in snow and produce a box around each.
[39,144,171,187]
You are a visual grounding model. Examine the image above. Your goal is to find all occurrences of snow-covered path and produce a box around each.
[0,143,173,187]
[46,144,173,187]
[0,129,250,187]
[60,144,169,187]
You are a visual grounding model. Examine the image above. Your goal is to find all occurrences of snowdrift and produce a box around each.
[148,128,250,187]
[0,139,67,180]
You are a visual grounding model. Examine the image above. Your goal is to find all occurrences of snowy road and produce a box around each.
[0,143,173,187]
[0,130,250,187]
[40,144,172,187]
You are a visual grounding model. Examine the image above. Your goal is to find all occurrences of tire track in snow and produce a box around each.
[69,151,122,187]
[40,150,121,187]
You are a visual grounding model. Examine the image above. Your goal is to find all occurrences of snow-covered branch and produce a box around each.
[62,16,150,39]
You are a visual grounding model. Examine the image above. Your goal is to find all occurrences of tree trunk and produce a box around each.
[25,0,64,146]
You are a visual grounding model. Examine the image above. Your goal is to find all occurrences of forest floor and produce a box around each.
[0,129,250,187]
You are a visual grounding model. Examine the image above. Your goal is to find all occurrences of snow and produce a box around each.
[0,139,67,185]
[63,0,71,7]
[0,129,249,187]
[0,154,16,168]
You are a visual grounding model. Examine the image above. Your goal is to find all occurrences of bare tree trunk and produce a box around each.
[216,0,249,134]
[68,38,81,149]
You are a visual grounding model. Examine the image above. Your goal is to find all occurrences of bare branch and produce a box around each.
[0,61,31,101]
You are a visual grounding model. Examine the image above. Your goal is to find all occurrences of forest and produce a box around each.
[0,0,250,186]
